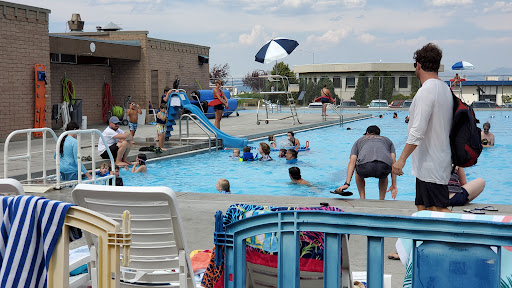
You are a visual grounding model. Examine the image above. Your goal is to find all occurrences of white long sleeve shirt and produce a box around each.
[407,78,453,184]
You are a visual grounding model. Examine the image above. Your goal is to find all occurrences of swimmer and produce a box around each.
[481,122,494,147]
[347,127,352,130]
[259,143,273,161]
[131,153,147,173]
[405,116,410,123]
[285,149,298,164]
[379,115,383,118]
[289,167,310,185]
[287,131,300,150]
[216,178,231,194]
[268,135,277,149]
[278,149,287,158]
[232,148,240,158]
[393,112,398,119]
[241,146,255,161]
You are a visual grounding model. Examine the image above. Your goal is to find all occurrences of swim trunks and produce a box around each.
[129,122,138,131]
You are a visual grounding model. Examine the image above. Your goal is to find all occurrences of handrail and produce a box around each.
[328,103,343,126]
[215,210,512,288]
[56,129,116,189]
[3,128,58,182]
[178,114,218,153]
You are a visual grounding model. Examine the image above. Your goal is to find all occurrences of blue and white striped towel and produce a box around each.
[0,196,73,288]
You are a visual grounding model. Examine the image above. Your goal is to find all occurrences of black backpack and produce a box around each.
[449,91,482,167]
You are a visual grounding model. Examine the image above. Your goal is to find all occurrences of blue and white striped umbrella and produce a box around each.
[255,38,299,64]
[452,61,474,70]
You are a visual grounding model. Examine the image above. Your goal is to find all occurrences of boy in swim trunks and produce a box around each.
[126,101,142,144]
[156,103,168,151]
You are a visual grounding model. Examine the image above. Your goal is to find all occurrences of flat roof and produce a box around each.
[446,80,512,86]
[294,63,444,73]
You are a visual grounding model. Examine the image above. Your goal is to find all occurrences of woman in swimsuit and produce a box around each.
[210,80,229,129]
[320,83,333,118]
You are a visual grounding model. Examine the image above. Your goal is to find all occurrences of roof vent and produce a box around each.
[96,26,103,32]
[102,22,122,32]
[68,14,84,32]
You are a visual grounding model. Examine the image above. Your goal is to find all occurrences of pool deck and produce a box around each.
[3,107,512,287]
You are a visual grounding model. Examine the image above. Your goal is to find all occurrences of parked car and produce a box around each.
[368,99,389,108]
[402,100,413,108]
[389,100,404,108]
[471,101,499,108]
[504,103,512,108]
[339,100,358,107]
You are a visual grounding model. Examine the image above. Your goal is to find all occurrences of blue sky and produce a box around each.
[12,0,512,78]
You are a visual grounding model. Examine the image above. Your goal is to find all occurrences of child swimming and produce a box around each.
[278,149,287,158]
[240,146,255,161]
[258,143,272,161]
[268,135,277,149]
[131,153,147,173]
[216,178,231,194]
[232,148,240,158]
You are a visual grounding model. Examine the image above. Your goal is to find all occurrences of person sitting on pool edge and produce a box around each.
[287,131,300,150]
[240,146,255,161]
[333,125,397,200]
[278,149,287,158]
[285,149,298,164]
[289,167,310,185]
[216,178,231,194]
[259,143,272,161]
[448,166,485,206]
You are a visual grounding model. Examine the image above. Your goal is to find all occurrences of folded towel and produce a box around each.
[0,196,74,287]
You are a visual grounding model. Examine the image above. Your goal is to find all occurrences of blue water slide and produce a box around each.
[172,91,248,148]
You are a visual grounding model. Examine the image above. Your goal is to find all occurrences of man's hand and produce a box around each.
[387,184,398,199]
[392,159,405,176]
[334,184,349,193]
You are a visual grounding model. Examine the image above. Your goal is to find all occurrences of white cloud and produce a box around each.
[343,0,366,8]
[238,25,266,46]
[306,28,351,46]
[378,36,428,49]
[430,0,472,6]
[358,33,376,43]
[483,1,512,13]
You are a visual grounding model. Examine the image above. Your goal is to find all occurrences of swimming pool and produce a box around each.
[122,110,512,204]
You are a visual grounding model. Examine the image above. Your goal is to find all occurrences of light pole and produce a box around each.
[300,50,315,64]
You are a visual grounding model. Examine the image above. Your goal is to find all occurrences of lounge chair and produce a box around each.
[206,204,352,288]
[72,183,195,287]
[0,178,24,195]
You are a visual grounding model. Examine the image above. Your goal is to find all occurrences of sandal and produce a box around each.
[463,208,485,214]
[330,190,354,197]
[479,206,498,211]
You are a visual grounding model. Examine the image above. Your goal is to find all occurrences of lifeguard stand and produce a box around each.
[450,75,466,103]
[256,75,301,125]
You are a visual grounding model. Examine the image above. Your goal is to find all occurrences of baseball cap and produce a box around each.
[365,125,380,135]
[109,116,121,124]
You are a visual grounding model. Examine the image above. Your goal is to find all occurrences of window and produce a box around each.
[313,77,317,83]
[346,77,355,88]
[333,77,341,88]
[399,77,408,89]
[391,77,395,90]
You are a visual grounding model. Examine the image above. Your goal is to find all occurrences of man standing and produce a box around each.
[392,43,453,212]
[334,125,397,200]
[98,116,133,167]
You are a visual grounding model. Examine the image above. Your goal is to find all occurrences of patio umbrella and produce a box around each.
[255,38,299,64]
[452,61,474,70]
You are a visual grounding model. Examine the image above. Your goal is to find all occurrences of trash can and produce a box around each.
[69,99,83,127]
[81,116,87,129]
[138,109,146,125]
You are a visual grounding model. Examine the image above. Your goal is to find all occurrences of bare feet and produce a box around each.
[387,252,400,260]
[116,161,129,167]
[161,147,168,151]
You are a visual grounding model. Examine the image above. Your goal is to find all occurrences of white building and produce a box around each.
[449,80,512,106]
[293,63,444,101]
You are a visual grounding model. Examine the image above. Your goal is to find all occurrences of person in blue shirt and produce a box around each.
[55,121,92,181]
[240,146,256,161]
[285,149,298,164]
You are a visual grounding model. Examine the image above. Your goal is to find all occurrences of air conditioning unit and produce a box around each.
[198,55,209,65]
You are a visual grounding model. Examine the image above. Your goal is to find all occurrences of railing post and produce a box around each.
[77,133,82,184]
[42,131,47,184]
[367,236,384,288]
[324,232,342,288]
[91,133,96,181]
[278,214,300,288]
[27,133,31,182]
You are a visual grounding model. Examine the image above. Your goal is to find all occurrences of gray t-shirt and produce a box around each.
[350,135,396,166]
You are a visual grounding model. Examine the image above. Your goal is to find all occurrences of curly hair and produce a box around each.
[259,142,271,155]
[414,43,442,73]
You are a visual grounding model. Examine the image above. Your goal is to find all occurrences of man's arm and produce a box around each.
[335,155,357,192]
[392,143,417,176]
[137,104,142,115]
[163,90,171,102]
[387,153,398,199]
[112,131,131,140]
[490,134,495,146]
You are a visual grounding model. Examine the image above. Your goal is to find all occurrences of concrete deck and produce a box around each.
[3,107,510,287]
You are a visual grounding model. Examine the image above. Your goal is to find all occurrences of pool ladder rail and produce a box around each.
[178,113,219,153]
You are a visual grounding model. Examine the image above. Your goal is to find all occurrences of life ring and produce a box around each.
[305,141,309,149]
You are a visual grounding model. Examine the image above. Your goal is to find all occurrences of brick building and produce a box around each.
[0,0,210,140]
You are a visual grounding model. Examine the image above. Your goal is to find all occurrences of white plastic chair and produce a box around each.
[0,178,25,196]
[72,183,195,288]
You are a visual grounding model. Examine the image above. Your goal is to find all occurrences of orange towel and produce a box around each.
[190,250,213,272]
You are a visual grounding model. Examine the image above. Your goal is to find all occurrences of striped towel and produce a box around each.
[0,196,74,288]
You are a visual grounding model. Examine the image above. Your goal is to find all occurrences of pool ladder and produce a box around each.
[324,103,344,126]
[178,114,219,153]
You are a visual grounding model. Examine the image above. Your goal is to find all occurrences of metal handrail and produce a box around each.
[178,114,218,153]
[328,103,344,127]
[3,128,58,182]
[55,129,116,189]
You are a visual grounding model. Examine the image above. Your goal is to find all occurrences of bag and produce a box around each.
[449,91,482,167]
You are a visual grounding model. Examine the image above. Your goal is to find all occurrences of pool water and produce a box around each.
[122,110,512,205]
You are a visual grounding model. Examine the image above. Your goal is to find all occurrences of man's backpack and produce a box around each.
[450,91,482,167]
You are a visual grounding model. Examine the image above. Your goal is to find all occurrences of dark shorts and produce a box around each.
[449,187,469,206]
[100,143,119,160]
[321,97,330,104]
[213,104,224,111]
[415,178,450,208]
[355,160,392,179]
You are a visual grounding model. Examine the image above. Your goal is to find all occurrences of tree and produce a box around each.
[209,63,230,83]
[353,72,368,104]
[304,79,316,105]
[411,76,420,97]
[242,69,267,92]
[367,72,381,102]
[382,71,394,102]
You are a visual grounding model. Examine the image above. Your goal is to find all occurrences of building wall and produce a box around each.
[0,2,50,140]
[50,64,112,127]
[459,85,512,105]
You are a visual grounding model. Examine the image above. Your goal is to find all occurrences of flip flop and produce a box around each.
[479,206,498,211]
[330,190,354,197]
[463,208,485,214]
[387,252,400,260]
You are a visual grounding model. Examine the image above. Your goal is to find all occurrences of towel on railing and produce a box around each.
[0,196,74,287]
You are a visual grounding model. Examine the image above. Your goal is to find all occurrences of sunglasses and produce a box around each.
[414,62,417,68]
[484,129,489,131]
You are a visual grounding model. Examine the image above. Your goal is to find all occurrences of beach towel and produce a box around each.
[396,211,512,288]
[0,196,74,288]
[201,203,344,288]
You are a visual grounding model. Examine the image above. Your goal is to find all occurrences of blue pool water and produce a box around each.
[123,110,512,204]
